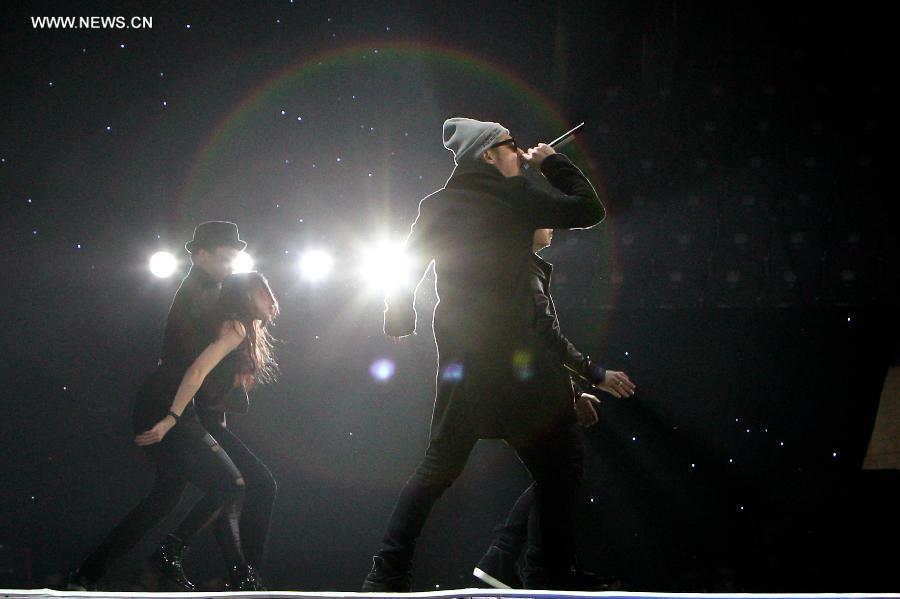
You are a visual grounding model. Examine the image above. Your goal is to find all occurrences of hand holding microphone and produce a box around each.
[521,143,556,169]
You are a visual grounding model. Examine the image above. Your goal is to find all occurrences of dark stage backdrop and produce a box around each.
[1,288,896,591]
[1,0,896,593]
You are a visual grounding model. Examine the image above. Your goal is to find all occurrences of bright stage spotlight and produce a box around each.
[359,243,412,293]
[149,251,177,278]
[232,251,254,273]
[300,249,335,282]
[369,357,396,382]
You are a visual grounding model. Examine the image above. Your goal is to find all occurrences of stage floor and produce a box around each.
[3,589,898,599]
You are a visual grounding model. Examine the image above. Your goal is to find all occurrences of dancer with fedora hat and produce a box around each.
[69,222,278,592]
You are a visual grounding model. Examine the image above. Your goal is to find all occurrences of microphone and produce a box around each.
[548,122,585,149]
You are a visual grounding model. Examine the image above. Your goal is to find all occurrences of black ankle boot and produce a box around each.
[150,534,195,591]
[361,555,412,592]
[66,567,100,591]
[228,563,265,591]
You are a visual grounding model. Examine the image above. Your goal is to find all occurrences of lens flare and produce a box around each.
[149,252,177,278]
[232,252,254,273]
[300,249,335,281]
[359,242,412,293]
[369,358,396,382]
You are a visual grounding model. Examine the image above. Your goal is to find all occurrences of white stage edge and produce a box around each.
[2,589,898,599]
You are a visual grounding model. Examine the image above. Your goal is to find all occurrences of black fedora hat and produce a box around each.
[185,221,247,253]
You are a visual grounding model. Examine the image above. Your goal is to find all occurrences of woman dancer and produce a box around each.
[70,271,278,591]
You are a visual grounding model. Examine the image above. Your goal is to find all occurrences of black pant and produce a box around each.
[78,418,246,581]
[491,484,540,562]
[197,410,277,569]
[377,417,583,584]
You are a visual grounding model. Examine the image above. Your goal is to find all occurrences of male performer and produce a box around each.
[69,222,276,591]
[472,227,635,590]
[362,118,607,591]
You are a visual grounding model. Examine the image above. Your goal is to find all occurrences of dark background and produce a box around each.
[1,0,896,592]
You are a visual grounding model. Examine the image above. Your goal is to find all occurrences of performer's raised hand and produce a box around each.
[597,370,636,398]
[575,392,602,427]
[135,415,176,446]
[522,143,556,169]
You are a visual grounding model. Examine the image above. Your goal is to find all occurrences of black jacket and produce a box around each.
[384,154,604,438]
[529,253,605,398]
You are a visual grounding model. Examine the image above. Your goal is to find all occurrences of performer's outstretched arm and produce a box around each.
[531,278,635,399]
[135,320,247,445]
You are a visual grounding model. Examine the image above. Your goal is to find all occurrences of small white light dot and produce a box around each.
[779,441,784,446]
[625,351,629,356]
[315,335,319,339]
[832,452,838,457]
[847,317,851,323]
[368,173,373,177]
[106,126,111,131]
[739,505,744,511]
[297,116,302,121]
[31,496,35,500]
[162,100,167,107]
[276,19,280,23]
[298,218,304,223]
[284,159,290,164]
[275,204,280,208]
[76,244,82,249]
[284,250,290,254]
[349,432,353,436]
[590,498,595,503]
[27,198,32,203]
[63,386,67,391]
[746,428,750,433]
[691,463,696,468]
[729,458,734,463]
[49,81,54,87]
[33,230,38,235]
[281,110,286,115]
[160,72,164,77]
[336,157,341,162]
[186,24,191,29]
[631,436,637,441]
[120,43,125,49]
[386,26,391,31]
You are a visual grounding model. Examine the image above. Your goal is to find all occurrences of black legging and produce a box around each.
[197,409,277,569]
[78,417,247,581]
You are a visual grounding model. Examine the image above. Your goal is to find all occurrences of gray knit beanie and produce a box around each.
[442,117,509,164]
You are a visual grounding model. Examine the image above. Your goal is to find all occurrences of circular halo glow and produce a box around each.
[359,243,411,293]
[369,358,396,382]
[149,251,177,278]
[300,249,335,282]
[232,252,254,273]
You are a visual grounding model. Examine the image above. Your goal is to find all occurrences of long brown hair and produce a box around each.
[215,271,279,389]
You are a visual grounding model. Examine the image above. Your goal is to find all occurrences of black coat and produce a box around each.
[384,154,605,438]
[133,267,246,432]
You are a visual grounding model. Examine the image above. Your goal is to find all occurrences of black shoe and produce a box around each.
[557,567,622,591]
[150,535,195,591]
[361,555,412,592]
[473,545,521,589]
[66,567,99,591]
[228,563,265,591]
